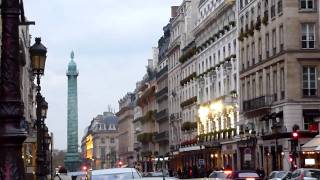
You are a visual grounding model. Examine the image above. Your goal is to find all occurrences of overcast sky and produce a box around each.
[25,0,182,150]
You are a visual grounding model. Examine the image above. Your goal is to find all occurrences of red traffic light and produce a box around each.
[292,132,299,138]
[289,157,293,162]
[81,165,87,171]
[81,165,88,171]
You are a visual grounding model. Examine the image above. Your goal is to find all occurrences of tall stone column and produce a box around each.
[64,51,81,171]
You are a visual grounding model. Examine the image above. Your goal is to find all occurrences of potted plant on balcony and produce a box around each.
[229,21,236,27]
[262,15,268,25]
[255,16,261,30]
[224,56,231,62]
[248,26,254,36]
[215,33,220,39]
[210,36,215,43]
[224,25,230,31]
[238,29,245,41]
[230,90,237,98]
[219,29,225,35]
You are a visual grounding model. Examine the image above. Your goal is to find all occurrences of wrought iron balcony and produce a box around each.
[156,65,168,79]
[155,109,168,122]
[156,87,168,99]
[155,131,169,142]
[243,95,273,112]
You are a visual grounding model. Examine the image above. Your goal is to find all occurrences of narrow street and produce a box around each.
[1,0,320,180]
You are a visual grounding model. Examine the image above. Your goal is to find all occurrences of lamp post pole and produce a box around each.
[35,83,46,180]
[29,37,48,180]
[0,0,26,179]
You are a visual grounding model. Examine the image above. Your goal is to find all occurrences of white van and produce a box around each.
[89,168,142,180]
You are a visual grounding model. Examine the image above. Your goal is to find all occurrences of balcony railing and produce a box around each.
[243,95,273,112]
[156,87,168,99]
[156,65,168,79]
[155,109,168,122]
[155,131,169,142]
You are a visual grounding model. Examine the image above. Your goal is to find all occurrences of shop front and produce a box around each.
[301,135,320,169]
[170,144,221,177]
[221,141,238,171]
[237,137,257,170]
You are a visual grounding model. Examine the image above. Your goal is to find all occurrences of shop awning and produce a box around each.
[179,145,205,152]
[301,135,320,151]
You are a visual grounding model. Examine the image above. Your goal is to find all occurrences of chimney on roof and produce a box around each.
[148,59,153,69]
[171,6,179,18]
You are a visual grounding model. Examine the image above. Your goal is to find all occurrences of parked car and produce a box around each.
[290,168,320,180]
[225,170,262,180]
[67,171,88,180]
[144,171,170,177]
[267,171,291,180]
[89,168,142,180]
[137,178,179,180]
[208,171,228,179]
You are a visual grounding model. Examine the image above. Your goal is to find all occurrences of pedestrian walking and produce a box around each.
[177,168,182,178]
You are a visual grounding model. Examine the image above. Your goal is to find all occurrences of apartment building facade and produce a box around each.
[155,23,171,161]
[238,0,320,172]
[136,58,159,172]
[117,93,136,167]
[168,5,184,157]
[179,0,199,145]
[81,111,119,170]
[193,0,239,171]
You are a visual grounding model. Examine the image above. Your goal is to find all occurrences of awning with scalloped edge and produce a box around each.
[301,135,320,151]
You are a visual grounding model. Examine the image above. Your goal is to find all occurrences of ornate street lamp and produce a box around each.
[30,37,47,75]
[30,37,48,180]
[41,99,48,119]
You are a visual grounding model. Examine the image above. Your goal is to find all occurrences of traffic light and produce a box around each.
[289,155,293,163]
[81,165,88,171]
[118,160,123,167]
[292,132,299,139]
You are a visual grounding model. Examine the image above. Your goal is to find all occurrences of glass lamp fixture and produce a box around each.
[30,38,47,75]
[41,98,48,118]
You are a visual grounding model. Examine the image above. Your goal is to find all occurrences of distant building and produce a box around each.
[81,111,119,170]
[116,93,136,167]
[64,51,81,171]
